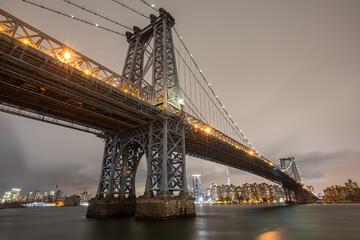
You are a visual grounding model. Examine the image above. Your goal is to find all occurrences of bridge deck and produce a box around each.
[0,32,299,189]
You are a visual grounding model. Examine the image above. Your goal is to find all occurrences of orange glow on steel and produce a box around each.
[64,51,71,60]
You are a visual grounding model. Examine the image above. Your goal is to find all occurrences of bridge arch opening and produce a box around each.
[113,140,146,198]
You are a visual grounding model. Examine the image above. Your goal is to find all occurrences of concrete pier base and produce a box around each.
[86,197,136,218]
[135,195,196,220]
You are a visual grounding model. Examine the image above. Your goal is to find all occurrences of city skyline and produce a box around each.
[0,0,359,196]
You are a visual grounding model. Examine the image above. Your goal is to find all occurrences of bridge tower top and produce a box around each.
[122,8,181,113]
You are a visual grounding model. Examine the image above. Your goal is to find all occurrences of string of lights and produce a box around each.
[22,0,126,36]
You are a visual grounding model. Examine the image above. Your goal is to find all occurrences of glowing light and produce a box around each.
[273,167,277,171]
[180,36,183,40]
[71,15,74,18]
[23,39,29,45]
[95,23,99,27]
[194,125,198,128]
[222,106,225,108]
[64,51,71,60]
[190,54,193,57]
[178,98,184,105]
[229,115,231,118]
[234,123,237,125]
[216,95,218,98]
[85,69,90,75]
[245,171,249,173]
[206,128,211,133]
[151,4,155,8]
[200,70,203,73]
[249,151,254,155]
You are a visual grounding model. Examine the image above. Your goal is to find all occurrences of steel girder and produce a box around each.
[122,8,181,112]
[95,117,188,198]
[279,157,301,183]
[122,27,152,93]
[150,9,181,112]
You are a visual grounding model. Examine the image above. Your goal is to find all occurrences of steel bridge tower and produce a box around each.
[279,157,306,203]
[86,8,195,219]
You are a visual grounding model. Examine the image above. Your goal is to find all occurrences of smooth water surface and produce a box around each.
[1,204,360,240]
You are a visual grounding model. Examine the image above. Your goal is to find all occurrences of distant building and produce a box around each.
[204,182,285,203]
[54,189,64,206]
[192,175,202,200]
[323,179,360,202]
[26,192,33,202]
[2,191,11,203]
[65,195,81,206]
[226,169,231,186]
[53,189,63,202]
[79,191,91,204]
[10,188,21,200]
[33,190,42,202]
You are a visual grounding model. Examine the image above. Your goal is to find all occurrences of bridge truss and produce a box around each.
[0,4,315,204]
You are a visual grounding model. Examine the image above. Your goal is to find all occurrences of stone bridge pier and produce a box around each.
[284,186,317,204]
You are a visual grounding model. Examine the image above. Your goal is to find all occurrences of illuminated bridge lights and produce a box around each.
[0,12,152,104]
[64,51,71,60]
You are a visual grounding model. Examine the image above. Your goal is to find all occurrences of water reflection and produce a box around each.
[1,204,360,240]
[255,228,286,240]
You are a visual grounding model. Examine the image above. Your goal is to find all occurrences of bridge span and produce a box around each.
[0,8,316,219]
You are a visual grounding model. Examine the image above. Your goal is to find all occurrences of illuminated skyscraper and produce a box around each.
[2,191,11,203]
[226,168,231,186]
[33,190,42,202]
[10,188,21,200]
[192,174,202,200]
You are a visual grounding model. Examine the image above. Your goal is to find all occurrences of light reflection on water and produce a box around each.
[255,227,286,240]
[0,204,360,240]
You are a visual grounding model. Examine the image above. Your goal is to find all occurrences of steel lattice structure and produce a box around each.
[279,157,302,183]
[0,8,316,200]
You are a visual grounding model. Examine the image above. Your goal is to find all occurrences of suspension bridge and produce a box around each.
[0,1,317,219]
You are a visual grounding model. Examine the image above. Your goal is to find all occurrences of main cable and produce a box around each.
[138,1,252,145]
[111,0,150,19]
[63,0,132,30]
[22,0,126,36]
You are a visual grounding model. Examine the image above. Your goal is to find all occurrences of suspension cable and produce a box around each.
[138,0,255,148]
[111,0,150,19]
[139,0,159,12]
[63,0,132,30]
[22,0,126,36]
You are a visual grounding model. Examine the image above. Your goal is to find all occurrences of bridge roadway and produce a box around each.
[0,29,299,190]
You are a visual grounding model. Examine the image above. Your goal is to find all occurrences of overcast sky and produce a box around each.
[0,0,359,197]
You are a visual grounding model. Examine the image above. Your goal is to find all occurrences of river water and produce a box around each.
[1,204,360,240]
